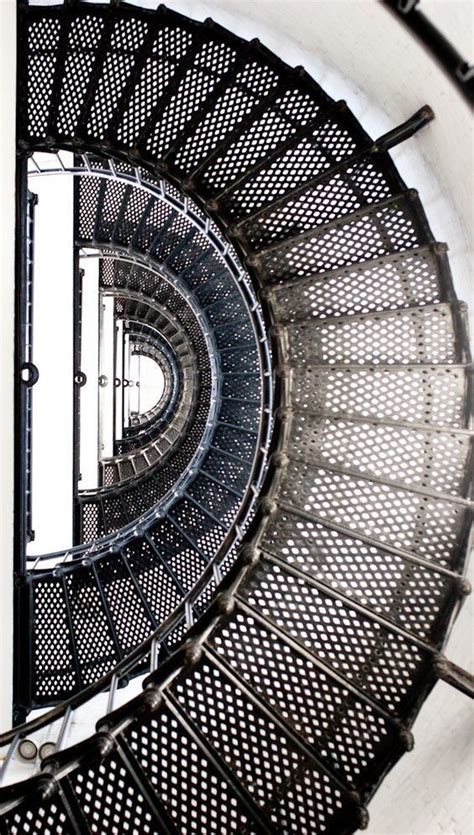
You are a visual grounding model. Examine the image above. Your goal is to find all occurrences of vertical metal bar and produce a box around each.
[14,160,28,571]
[72,173,83,544]
[106,673,118,715]
[97,293,105,487]
[13,160,33,724]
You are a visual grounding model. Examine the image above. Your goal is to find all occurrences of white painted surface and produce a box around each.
[98,295,115,460]
[368,566,474,835]
[129,354,165,415]
[79,258,100,490]
[0,0,16,733]
[27,173,74,556]
[115,318,124,441]
[0,1,472,831]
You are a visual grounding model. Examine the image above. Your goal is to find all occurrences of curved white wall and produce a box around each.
[1,1,472,830]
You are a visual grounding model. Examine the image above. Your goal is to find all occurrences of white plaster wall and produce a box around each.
[0,1,472,831]
[26,173,75,556]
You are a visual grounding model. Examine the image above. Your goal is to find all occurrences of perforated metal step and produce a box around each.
[2,3,472,834]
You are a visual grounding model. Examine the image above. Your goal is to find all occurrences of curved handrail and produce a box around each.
[380,0,474,107]
[0,337,282,747]
[24,159,272,567]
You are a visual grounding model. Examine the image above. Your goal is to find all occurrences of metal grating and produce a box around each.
[3,4,472,834]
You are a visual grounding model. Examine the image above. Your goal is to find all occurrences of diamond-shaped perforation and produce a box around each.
[287,305,459,365]
[102,494,128,530]
[204,447,252,491]
[166,230,211,274]
[220,345,260,374]
[152,212,189,260]
[194,272,234,306]
[211,609,397,787]
[279,458,468,566]
[222,112,364,219]
[99,258,115,287]
[124,706,251,832]
[134,199,175,251]
[65,566,120,686]
[271,248,443,323]
[172,658,346,829]
[95,555,155,655]
[193,573,220,618]
[175,61,280,173]
[260,197,423,281]
[147,41,237,156]
[182,252,227,290]
[219,398,260,432]
[97,180,128,240]
[5,798,72,835]
[241,560,431,714]
[77,176,102,239]
[202,88,322,193]
[168,499,225,559]
[32,577,77,700]
[86,17,148,138]
[144,515,208,592]
[56,15,106,134]
[262,509,456,641]
[242,157,395,250]
[163,616,188,654]
[215,319,255,350]
[118,26,194,144]
[186,473,241,528]
[289,413,470,497]
[80,501,104,542]
[119,484,147,521]
[292,364,469,428]
[211,422,257,461]
[27,17,61,136]
[71,751,156,833]
[124,537,182,624]
[146,514,195,561]
[114,187,150,246]
[222,372,261,401]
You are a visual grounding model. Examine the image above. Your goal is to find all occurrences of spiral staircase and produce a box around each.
[0,2,472,833]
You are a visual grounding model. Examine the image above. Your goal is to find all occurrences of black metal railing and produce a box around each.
[3,3,472,832]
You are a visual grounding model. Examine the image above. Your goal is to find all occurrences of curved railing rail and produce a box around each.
[380,0,474,107]
[0,331,285,767]
[24,269,271,566]
[3,4,471,829]
[25,156,273,566]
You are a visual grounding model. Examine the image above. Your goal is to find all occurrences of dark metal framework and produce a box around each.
[2,2,473,833]
[381,0,474,106]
